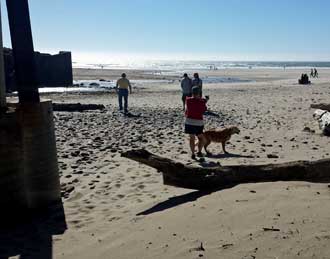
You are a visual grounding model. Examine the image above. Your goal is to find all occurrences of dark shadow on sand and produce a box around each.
[197,153,254,168]
[206,152,255,159]
[137,188,234,216]
[203,110,221,117]
[122,112,143,118]
[0,200,67,259]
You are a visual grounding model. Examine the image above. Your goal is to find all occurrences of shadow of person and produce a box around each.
[203,110,221,117]
[0,200,67,259]
[206,152,255,159]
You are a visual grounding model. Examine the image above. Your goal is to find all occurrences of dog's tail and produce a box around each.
[205,128,216,132]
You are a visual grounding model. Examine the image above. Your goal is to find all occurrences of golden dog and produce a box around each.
[202,126,240,154]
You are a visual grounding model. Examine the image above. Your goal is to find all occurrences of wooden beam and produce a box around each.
[122,149,330,190]
[52,103,105,112]
[311,103,330,112]
[6,0,40,103]
[0,5,6,109]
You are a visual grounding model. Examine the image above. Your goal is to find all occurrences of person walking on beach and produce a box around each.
[180,73,192,110]
[314,68,318,78]
[192,73,203,97]
[184,86,208,160]
[310,68,315,78]
[116,73,132,113]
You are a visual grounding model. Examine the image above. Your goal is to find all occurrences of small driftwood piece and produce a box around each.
[122,149,330,190]
[263,227,280,232]
[311,103,330,112]
[52,103,105,112]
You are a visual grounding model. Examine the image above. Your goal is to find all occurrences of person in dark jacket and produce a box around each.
[180,73,192,110]
[192,73,203,97]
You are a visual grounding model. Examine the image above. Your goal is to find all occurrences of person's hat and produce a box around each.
[192,86,200,95]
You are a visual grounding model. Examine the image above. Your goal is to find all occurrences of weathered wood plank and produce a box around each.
[311,103,330,112]
[52,103,105,112]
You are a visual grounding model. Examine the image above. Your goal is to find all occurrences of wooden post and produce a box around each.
[1,1,61,209]
[6,0,40,103]
[0,5,6,109]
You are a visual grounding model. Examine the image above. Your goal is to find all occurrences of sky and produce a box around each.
[1,0,330,62]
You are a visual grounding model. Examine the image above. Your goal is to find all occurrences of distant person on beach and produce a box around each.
[310,68,315,78]
[116,73,132,113]
[180,73,192,110]
[314,68,318,78]
[192,73,203,96]
[184,86,208,160]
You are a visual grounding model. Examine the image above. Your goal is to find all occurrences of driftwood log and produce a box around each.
[52,103,105,112]
[122,149,330,190]
[311,103,330,112]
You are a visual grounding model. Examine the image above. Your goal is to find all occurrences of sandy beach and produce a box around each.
[7,68,330,258]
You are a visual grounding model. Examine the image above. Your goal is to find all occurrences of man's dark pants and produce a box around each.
[118,88,128,112]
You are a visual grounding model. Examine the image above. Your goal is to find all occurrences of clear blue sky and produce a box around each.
[1,0,330,61]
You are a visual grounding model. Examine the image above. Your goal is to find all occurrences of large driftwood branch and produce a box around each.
[311,103,330,112]
[52,103,105,112]
[122,149,330,190]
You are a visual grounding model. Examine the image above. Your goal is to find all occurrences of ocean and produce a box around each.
[38,60,329,93]
[73,60,330,71]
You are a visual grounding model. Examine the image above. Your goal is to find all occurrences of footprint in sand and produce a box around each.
[137,184,145,189]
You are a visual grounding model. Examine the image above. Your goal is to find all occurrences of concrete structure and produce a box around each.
[0,110,27,210]
[4,48,73,92]
[1,101,61,210]
[35,51,73,87]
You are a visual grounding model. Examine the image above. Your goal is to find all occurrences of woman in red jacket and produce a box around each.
[185,86,207,160]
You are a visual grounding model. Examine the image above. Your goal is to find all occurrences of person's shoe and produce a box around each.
[196,152,204,157]
[191,154,196,160]
[206,151,212,157]
[199,157,206,163]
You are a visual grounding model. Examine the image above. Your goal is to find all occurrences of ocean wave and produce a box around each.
[73,61,330,71]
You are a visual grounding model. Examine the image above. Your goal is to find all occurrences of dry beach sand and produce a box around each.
[6,68,330,258]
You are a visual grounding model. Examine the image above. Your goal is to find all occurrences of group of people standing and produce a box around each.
[115,72,208,160]
[180,73,203,110]
[114,72,204,114]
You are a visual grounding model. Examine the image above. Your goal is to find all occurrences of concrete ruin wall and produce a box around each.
[4,48,73,92]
